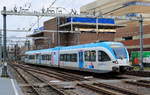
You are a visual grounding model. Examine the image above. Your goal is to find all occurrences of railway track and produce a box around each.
[32,66,90,81]
[14,64,90,81]
[9,64,69,95]
[11,64,143,95]
[93,82,139,95]
[11,66,47,95]
[124,80,150,88]
[126,70,150,77]
[77,82,139,95]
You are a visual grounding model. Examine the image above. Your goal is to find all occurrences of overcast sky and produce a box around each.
[0,0,94,45]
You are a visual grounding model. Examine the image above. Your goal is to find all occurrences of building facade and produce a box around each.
[29,0,150,53]
[81,0,150,53]
[30,17,119,50]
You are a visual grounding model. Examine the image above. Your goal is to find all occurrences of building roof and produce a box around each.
[59,22,124,29]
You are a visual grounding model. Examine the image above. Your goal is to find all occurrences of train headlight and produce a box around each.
[112,61,118,64]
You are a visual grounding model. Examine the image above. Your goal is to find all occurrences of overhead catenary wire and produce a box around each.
[27,0,58,31]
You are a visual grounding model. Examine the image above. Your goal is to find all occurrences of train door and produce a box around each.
[38,54,41,64]
[51,51,59,66]
[78,51,84,68]
[36,54,41,64]
[97,50,112,70]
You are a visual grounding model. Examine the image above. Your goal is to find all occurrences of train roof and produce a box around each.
[25,42,124,55]
[59,42,123,50]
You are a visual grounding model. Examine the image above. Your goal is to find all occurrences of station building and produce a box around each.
[80,0,150,53]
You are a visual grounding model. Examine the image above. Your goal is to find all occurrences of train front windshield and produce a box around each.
[113,47,127,59]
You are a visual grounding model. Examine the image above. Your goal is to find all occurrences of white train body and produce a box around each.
[24,42,132,73]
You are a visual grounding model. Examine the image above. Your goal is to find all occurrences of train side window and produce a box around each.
[84,51,90,61]
[29,55,35,59]
[46,55,48,60]
[64,54,67,61]
[60,54,64,61]
[66,54,70,61]
[44,55,51,60]
[42,55,49,60]
[84,51,96,62]
[48,55,51,60]
[41,55,45,60]
[36,55,38,59]
[90,50,96,61]
[71,54,77,62]
[29,55,30,59]
[98,51,111,61]
[26,55,28,59]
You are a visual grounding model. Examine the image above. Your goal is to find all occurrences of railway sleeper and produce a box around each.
[137,80,150,83]
[93,82,139,95]
[11,66,44,95]
[124,80,150,88]
[18,66,67,81]
[12,64,67,95]
[77,83,125,95]
[18,64,82,81]
[33,67,82,81]
[19,83,48,87]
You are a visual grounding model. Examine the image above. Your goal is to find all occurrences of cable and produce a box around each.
[48,0,57,10]
[27,0,58,32]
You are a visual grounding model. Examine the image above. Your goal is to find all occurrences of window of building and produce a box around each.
[98,51,111,61]
[122,36,133,40]
[84,50,96,62]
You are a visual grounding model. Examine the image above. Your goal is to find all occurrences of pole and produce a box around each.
[71,17,73,32]
[96,17,99,41]
[3,7,7,62]
[0,30,2,62]
[57,17,60,46]
[27,40,30,50]
[139,14,144,70]
[37,16,40,29]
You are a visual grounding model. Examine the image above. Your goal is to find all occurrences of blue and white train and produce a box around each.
[23,42,133,73]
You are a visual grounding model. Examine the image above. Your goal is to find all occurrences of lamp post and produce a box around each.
[139,14,144,70]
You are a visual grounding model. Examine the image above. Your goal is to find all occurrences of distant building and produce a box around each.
[28,0,150,53]
[81,0,150,53]
[29,17,121,50]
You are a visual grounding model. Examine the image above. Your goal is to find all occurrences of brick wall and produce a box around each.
[44,18,57,30]
[34,17,116,49]
[80,32,115,44]
[115,24,150,38]
[115,24,150,53]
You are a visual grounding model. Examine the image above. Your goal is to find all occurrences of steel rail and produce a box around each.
[77,83,125,95]
[124,80,150,88]
[10,65,42,95]
[93,82,139,95]
[16,64,87,81]
[10,64,67,95]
